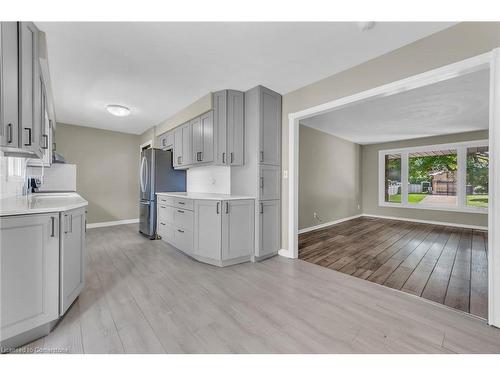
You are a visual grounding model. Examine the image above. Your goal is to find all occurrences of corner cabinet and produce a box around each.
[157,195,254,267]
[0,213,60,343]
[60,207,86,315]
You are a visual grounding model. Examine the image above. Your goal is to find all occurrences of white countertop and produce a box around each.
[0,192,88,217]
[156,192,255,201]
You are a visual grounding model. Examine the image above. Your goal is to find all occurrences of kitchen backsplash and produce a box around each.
[186,165,230,194]
[0,154,26,198]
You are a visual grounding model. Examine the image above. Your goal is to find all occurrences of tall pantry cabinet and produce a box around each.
[232,86,282,260]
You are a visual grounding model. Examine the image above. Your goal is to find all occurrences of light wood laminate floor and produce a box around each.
[299,217,488,319]
[18,224,500,353]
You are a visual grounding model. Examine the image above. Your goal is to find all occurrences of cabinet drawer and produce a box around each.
[173,197,194,211]
[158,221,174,243]
[157,195,174,206]
[158,204,174,224]
[173,208,193,231]
[173,227,193,254]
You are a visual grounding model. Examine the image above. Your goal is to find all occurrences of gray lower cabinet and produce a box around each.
[221,200,255,261]
[0,22,19,149]
[59,207,86,315]
[0,213,60,342]
[258,200,280,258]
[193,200,222,260]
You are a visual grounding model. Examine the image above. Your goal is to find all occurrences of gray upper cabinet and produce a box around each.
[214,89,244,166]
[19,22,42,158]
[192,111,214,164]
[0,22,19,149]
[259,87,281,166]
[60,207,86,316]
[258,200,280,258]
[1,21,50,160]
[173,126,183,167]
[181,121,192,167]
[0,212,60,341]
[221,200,254,261]
[158,130,174,150]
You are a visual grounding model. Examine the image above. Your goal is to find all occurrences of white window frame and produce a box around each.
[378,139,489,214]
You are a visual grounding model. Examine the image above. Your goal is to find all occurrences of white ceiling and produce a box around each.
[36,22,455,134]
[301,69,490,145]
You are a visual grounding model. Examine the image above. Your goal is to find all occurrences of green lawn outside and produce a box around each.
[388,193,427,204]
[467,194,488,208]
[388,193,488,208]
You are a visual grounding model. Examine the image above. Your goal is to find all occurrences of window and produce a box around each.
[467,146,489,208]
[379,140,488,213]
[384,154,401,203]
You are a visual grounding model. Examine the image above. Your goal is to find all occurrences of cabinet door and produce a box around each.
[158,133,167,149]
[0,213,59,341]
[258,200,280,258]
[227,90,244,165]
[200,111,214,163]
[181,122,192,166]
[213,90,227,165]
[259,165,281,200]
[222,200,254,261]
[173,126,183,167]
[60,207,86,315]
[0,22,19,149]
[194,200,222,260]
[191,116,202,164]
[259,87,281,166]
[165,131,174,150]
[19,22,42,158]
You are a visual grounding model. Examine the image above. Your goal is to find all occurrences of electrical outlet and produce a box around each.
[313,212,321,222]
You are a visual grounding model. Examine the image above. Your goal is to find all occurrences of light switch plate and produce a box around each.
[283,170,288,179]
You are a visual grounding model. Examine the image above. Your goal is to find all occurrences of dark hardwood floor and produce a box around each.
[298,217,488,319]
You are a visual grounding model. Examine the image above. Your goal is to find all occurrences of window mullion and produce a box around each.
[401,152,409,206]
[457,146,467,209]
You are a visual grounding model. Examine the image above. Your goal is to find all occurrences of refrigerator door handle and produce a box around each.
[140,156,146,192]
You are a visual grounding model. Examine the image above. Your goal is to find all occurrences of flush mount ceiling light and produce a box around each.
[106,104,131,117]
[357,22,376,31]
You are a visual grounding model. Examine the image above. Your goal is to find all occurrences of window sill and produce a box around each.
[378,202,488,214]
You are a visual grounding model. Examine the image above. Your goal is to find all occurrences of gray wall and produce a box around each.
[361,130,489,227]
[281,22,500,249]
[55,123,140,224]
[299,125,361,229]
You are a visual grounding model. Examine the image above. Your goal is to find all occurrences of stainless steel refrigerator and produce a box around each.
[139,148,186,239]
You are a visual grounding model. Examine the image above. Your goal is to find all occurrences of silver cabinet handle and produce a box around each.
[24,128,32,146]
[42,134,49,149]
[199,151,203,161]
[160,222,166,226]
[230,152,234,163]
[50,216,55,237]
[225,202,229,214]
[260,203,264,214]
[177,229,184,233]
[7,124,13,144]
[160,205,166,208]
[216,202,220,214]
[177,209,184,213]
[260,151,264,162]
[222,152,226,164]
[260,177,264,189]
[178,201,185,205]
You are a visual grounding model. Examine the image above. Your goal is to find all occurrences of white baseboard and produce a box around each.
[298,214,363,234]
[86,218,139,229]
[278,248,294,258]
[361,214,488,231]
